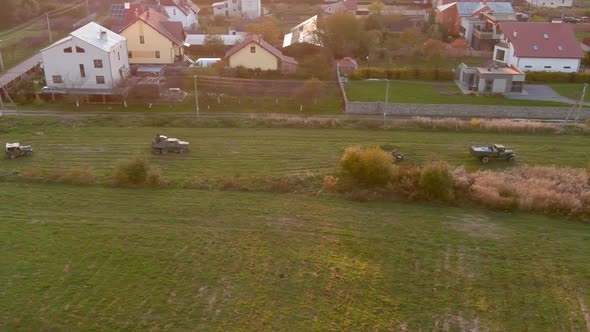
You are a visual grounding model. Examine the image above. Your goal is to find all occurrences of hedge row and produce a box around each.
[348,68,455,81]
[524,71,590,83]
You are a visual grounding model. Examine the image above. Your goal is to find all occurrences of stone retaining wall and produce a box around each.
[345,102,589,120]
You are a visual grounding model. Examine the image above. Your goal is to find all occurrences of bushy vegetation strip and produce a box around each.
[330,146,590,221]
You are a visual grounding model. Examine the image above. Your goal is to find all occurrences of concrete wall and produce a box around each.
[344,102,589,120]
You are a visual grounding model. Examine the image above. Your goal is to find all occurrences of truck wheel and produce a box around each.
[481,157,489,163]
[25,151,33,157]
[9,154,16,159]
[508,156,515,163]
[179,148,187,154]
[161,149,168,154]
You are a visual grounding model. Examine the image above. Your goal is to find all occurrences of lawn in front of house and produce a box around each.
[345,80,576,107]
[547,83,590,102]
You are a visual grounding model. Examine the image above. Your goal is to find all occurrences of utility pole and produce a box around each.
[46,13,52,43]
[194,75,200,119]
[384,79,389,126]
[574,83,588,123]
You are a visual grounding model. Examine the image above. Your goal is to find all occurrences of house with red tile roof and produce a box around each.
[493,22,584,72]
[118,9,186,65]
[337,57,358,74]
[225,36,297,74]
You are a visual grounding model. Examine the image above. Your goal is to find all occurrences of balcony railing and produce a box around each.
[473,27,494,39]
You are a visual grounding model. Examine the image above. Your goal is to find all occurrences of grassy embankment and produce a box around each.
[1,119,589,181]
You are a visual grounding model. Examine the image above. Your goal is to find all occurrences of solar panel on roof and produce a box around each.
[109,4,127,21]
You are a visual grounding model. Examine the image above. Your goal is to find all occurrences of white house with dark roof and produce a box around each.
[212,0,261,19]
[493,22,584,72]
[40,22,129,92]
[160,0,200,30]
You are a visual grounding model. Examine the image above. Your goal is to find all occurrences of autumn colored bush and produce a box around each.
[339,146,398,187]
[419,161,454,201]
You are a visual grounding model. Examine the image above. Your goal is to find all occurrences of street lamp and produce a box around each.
[366,55,370,68]
[193,75,199,119]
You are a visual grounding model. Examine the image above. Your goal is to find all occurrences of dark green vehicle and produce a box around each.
[470,144,516,163]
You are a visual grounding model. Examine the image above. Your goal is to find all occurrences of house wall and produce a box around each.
[120,20,183,64]
[228,42,278,70]
[41,38,126,90]
[107,41,131,84]
[163,5,198,29]
[241,0,261,18]
[436,6,460,34]
[514,57,581,73]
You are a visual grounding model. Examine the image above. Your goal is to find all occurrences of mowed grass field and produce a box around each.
[344,81,578,107]
[1,183,590,330]
[1,125,590,180]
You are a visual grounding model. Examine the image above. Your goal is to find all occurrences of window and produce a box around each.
[525,65,532,69]
[128,51,133,58]
[564,66,571,69]
[485,80,493,92]
[173,8,176,15]
[140,36,145,44]
[495,49,506,61]
[532,44,539,51]
[557,45,564,51]
[96,76,105,84]
[155,51,160,58]
[511,81,523,92]
[75,46,85,53]
[544,65,552,69]
[63,47,72,53]
[52,75,63,83]
[79,64,86,78]
[118,52,120,61]
[94,59,103,68]
[250,46,256,53]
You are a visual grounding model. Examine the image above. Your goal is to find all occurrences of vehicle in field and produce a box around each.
[40,86,65,94]
[152,134,190,154]
[470,144,515,163]
[380,144,404,162]
[160,88,188,102]
[5,143,33,159]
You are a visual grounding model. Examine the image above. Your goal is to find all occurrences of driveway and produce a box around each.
[507,84,589,105]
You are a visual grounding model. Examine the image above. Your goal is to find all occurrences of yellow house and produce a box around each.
[225,36,297,74]
[118,9,185,65]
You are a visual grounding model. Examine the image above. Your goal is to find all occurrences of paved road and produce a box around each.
[507,84,590,106]
[0,53,43,89]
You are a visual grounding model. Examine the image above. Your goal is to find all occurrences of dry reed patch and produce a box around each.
[469,165,590,217]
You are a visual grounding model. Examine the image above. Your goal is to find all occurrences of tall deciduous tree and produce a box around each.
[318,13,361,58]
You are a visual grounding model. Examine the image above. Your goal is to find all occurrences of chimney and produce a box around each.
[513,29,518,38]
[100,30,107,41]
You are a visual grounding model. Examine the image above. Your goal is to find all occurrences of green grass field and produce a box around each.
[1,124,589,181]
[345,81,577,107]
[1,183,589,330]
[548,83,590,102]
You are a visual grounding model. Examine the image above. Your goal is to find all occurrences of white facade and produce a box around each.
[525,0,572,8]
[162,5,198,29]
[494,43,580,73]
[212,0,261,18]
[41,22,130,91]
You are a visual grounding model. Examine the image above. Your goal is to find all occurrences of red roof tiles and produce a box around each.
[498,22,583,59]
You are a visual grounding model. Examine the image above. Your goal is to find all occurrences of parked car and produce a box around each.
[470,144,515,163]
[160,88,188,102]
[40,86,65,94]
[152,134,190,154]
[563,16,580,24]
[5,143,33,159]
